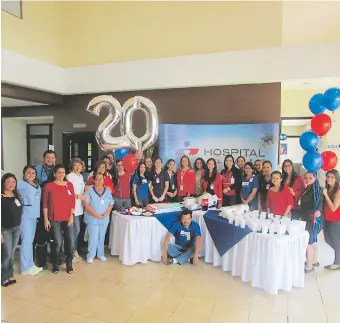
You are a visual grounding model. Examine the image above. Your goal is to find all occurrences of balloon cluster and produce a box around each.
[87,95,158,173]
[300,88,339,173]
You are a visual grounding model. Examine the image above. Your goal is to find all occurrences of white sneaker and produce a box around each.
[98,256,107,262]
[22,266,41,276]
[87,258,94,264]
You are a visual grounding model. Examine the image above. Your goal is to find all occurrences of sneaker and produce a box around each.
[87,258,94,264]
[66,264,74,274]
[22,266,43,276]
[98,256,107,262]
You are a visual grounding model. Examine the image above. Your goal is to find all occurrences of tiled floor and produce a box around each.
[2,233,340,323]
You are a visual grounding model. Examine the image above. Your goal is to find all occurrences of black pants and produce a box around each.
[324,220,340,265]
[222,195,237,207]
[34,217,51,267]
[77,214,87,254]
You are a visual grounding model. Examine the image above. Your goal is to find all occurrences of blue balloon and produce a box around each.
[115,147,130,160]
[299,131,320,152]
[302,151,323,173]
[309,93,326,115]
[323,87,340,112]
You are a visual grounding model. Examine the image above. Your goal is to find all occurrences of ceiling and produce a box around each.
[1,97,47,108]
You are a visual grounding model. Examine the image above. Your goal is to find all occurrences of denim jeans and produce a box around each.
[114,198,131,210]
[73,216,81,252]
[20,218,38,272]
[324,221,340,265]
[167,243,195,265]
[87,222,109,260]
[2,226,21,282]
[50,221,74,269]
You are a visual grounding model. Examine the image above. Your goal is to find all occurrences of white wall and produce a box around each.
[2,118,27,178]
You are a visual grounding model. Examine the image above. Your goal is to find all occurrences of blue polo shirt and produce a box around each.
[84,186,114,225]
[132,174,149,200]
[169,221,201,247]
[17,180,41,219]
[241,175,259,209]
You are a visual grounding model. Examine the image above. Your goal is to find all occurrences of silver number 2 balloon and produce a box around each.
[87,95,159,152]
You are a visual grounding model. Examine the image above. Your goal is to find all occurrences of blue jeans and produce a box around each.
[20,218,38,272]
[50,221,74,268]
[167,243,195,265]
[87,222,109,260]
[2,226,21,282]
[73,216,81,252]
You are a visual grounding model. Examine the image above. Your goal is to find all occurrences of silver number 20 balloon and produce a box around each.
[87,95,159,152]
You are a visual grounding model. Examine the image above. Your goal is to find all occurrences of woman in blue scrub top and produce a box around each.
[17,166,43,276]
[84,172,114,264]
[241,162,259,211]
[132,162,149,207]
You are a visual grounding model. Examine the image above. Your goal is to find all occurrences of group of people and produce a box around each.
[1,150,340,287]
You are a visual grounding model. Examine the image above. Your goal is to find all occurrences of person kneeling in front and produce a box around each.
[162,210,201,265]
[83,172,114,264]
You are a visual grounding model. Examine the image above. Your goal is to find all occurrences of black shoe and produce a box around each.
[66,265,74,274]
[8,279,17,285]
[1,281,10,287]
[52,266,59,274]
[166,258,174,265]
[190,258,194,265]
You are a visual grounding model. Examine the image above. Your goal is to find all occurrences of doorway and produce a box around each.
[62,132,98,172]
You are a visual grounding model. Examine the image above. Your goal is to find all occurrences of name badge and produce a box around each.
[266,184,270,190]
[101,199,105,205]
[14,199,21,207]
[230,177,235,184]
[67,190,72,196]
[249,177,253,183]
[180,185,183,191]
[156,177,160,184]
[210,184,214,190]
[242,182,249,187]
[172,184,175,190]
[142,179,147,184]
[298,198,301,206]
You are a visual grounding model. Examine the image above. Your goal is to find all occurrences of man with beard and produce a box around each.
[35,150,57,268]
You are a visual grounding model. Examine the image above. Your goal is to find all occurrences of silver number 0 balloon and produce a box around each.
[87,95,159,152]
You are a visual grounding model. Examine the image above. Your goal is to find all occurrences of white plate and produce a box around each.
[130,211,142,216]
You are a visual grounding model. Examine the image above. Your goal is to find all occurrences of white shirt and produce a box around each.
[66,172,85,216]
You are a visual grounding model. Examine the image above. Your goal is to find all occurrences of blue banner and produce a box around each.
[159,123,279,171]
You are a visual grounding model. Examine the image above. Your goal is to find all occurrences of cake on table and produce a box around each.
[146,203,182,214]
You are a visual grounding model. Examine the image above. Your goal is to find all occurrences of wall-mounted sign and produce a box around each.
[328,143,340,150]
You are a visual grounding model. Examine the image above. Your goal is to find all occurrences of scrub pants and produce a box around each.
[87,222,109,260]
[20,218,38,272]
[167,243,195,265]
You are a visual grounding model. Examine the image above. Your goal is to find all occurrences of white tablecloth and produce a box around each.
[109,211,309,295]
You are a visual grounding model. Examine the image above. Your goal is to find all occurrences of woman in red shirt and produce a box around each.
[86,161,114,193]
[266,171,294,216]
[220,155,242,206]
[323,169,340,270]
[113,160,132,210]
[177,155,196,201]
[202,158,222,207]
[43,164,75,274]
[282,159,305,217]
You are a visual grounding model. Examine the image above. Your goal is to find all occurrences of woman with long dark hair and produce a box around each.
[202,158,222,207]
[165,159,178,202]
[43,164,75,274]
[149,157,169,202]
[220,155,241,206]
[241,162,259,211]
[193,158,206,197]
[177,155,196,201]
[144,157,153,181]
[323,169,340,270]
[132,162,149,207]
[258,160,272,212]
[282,159,305,217]
[1,173,22,287]
[236,156,246,174]
[17,166,43,276]
[294,172,323,273]
[266,171,294,216]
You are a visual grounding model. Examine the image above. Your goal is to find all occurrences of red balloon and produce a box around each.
[311,113,332,136]
[321,151,338,171]
[122,154,138,173]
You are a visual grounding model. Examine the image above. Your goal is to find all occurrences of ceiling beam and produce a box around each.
[1,82,63,105]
